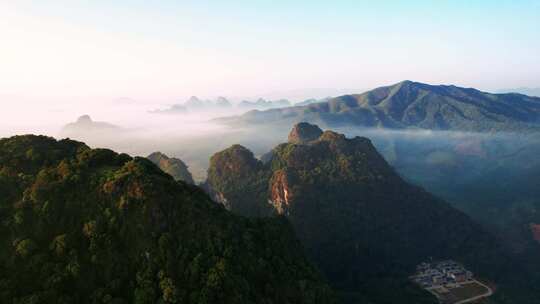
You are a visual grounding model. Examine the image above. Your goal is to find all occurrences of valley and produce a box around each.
[2,1,539,303]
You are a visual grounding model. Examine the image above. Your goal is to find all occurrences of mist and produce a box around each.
[4,97,540,186]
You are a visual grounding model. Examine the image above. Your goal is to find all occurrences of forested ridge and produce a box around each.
[0,135,335,304]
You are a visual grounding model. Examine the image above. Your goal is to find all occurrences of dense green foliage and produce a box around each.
[206,124,540,304]
[221,81,540,132]
[206,145,274,217]
[0,135,335,304]
[147,151,195,184]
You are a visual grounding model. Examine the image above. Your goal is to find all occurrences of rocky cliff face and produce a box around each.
[269,169,293,215]
[205,122,534,303]
[147,152,194,184]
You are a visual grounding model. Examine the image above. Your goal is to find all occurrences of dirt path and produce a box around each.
[453,281,493,304]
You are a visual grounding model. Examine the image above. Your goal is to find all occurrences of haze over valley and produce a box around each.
[2,1,540,304]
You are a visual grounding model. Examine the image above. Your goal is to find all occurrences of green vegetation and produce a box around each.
[0,135,335,304]
[147,151,195,184]
[206,123,540,304]
[206,144,274,217]
[222,81,540,132]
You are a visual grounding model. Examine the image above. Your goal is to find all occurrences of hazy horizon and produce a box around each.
[2,1,540,149]
[3,3,540,302]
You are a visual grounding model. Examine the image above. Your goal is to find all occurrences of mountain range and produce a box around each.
[151,96,298,114]
[238,98,291,109]
[217,81,540,132]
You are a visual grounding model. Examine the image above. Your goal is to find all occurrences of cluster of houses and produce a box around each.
[410,260,474,288]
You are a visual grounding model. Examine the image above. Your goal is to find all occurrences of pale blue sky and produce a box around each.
[1,0,539,101]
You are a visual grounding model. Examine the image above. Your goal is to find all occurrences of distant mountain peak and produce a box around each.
[76,115,93,124]
[215,96,232,107]
[185,96,204,107]
[61,115,120,136]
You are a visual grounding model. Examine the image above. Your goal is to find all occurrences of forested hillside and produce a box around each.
[0,135,335,304]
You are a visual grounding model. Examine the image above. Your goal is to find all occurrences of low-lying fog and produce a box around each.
[3,99,540,185]
[1,99,286,180]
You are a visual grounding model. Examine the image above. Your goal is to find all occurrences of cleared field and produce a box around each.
[432,281,490,304]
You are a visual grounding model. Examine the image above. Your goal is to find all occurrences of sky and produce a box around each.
[0,1,539,119]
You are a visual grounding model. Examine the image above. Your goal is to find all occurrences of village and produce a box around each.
[410,260,493,304]
[411,260,473,288]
